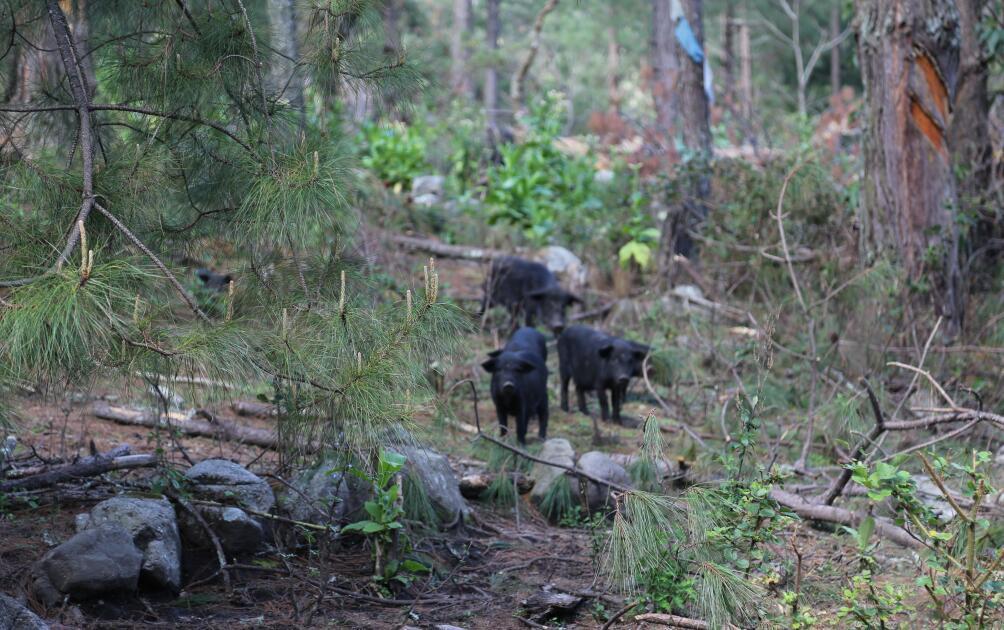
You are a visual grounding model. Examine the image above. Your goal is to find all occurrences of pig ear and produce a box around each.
[632,348,649,361]
[527,289,547,300]
[482,358,498,373]
[598,344,614,359]
[565,292,583,305]
[515,359,536,373]
[487,349,503,358]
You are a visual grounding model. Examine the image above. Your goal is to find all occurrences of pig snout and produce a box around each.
[501,381,516,393]
[617,375,630,386]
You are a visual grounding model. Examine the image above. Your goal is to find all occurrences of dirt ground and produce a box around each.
[0,253,911,629]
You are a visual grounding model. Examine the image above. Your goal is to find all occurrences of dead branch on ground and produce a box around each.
[0,446,156,493]
[92,402,280,449]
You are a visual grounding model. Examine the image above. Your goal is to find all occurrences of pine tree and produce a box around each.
[0,0,466,456]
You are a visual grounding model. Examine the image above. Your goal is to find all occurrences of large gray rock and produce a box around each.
[0,593,48,630]
[178,505,265,556]
[179,459,274,555]
[530,439,575,505]
[411,175,445,198]
[185,459,275,513]
[36,526,142,601]
[534,246,587,292]
[77,497,182,592]
[576,451,632,512]
[393,446,469,523]
[277,459,370,525]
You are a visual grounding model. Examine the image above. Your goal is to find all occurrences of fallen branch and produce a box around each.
[459,471,534,497]
[166,489,231,594]
[231,400,277,417]
[570,301,615,322]
[820,379,884,505]
[92,402,279,449]
[770,489,924,550]
[0,449,156,492]
[387,233,504,260]
[633,612,708,628]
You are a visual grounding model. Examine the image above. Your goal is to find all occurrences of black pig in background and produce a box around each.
[558,325,649,426]
[481,256,580,334]
[482,326,549,444]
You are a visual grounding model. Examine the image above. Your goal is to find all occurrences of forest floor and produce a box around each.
[0,252,923,629]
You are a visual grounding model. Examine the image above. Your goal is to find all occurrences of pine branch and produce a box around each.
[93,201,210,322]
[0,2,100,289]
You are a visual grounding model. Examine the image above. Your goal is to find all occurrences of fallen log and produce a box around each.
[769,489,923,550]
[92,402,279,450]
[0,449,156,493]
[388,233,504,261]
[231,400,276,418]
[459,472,534,498]
[634,613,708,628]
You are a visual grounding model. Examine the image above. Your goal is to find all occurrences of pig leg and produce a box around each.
[516,403,530,445]
[576,385,589,415]
[497,406,509,437]
[598,388,610,422]
[537,400,549,440]
[611,385,622,423]
[560,373,571,412]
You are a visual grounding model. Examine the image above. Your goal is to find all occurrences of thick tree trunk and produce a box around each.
[651,0,711,265]
[450,0,473,97]
[857,0,964,334]
[485,0,501,146]
[949,0,993,269]
[267,0,305,131]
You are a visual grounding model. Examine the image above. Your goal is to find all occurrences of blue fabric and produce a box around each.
[674,17,704,64]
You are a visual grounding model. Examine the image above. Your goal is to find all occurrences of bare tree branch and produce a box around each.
[93,202,210,322]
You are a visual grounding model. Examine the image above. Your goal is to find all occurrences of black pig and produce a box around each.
[482,256,581,334]
[482,326,549,444]
[196,268,233,291]
[558,325,649,425]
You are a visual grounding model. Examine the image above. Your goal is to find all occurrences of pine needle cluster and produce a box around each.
[0,1,464,460]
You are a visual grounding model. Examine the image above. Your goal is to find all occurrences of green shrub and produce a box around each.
[359,121,430,191]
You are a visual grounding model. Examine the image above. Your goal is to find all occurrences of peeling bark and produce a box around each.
[857,0,964,334]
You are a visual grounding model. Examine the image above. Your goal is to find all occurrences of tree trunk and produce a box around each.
[829,3,841,97]
[485,0,501,146]
[651,0,711,265]
[722,1,735,108]
[857,0,964,335]
[606,11,621,113]
[450,0,473,97]
[948,0,993,270]
[267,0,305,132]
